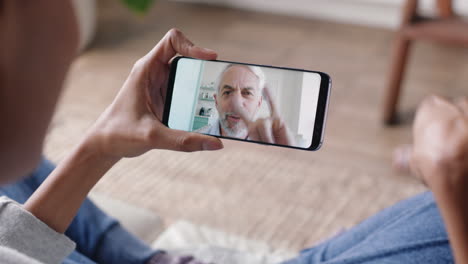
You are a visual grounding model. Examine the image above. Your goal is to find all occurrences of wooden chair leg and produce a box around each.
[383,35,412,125]
[402,0,418,24]
[437,0,454,18]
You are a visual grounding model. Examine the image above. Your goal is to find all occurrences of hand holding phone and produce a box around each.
[86,30,224,158]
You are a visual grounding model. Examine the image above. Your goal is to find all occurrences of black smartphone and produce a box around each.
[163,56,331,151]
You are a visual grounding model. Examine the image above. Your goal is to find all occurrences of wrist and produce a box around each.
[80,104,117,158]
[24,133,121,233]
[424,160,467,193]
[75,132,121,166]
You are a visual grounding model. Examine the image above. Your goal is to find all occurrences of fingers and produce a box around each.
[271,118,293,146]
[255,118,274,143]
[418,95,457,115]
[263,85,279,118]
[392,144,415,174]
[413,95,466,141]
[248,125,260,142]
[455,97,468,115]
[154,126,224,152]
[414,95,455,138]
[392,144,426,183]
[147,28,217,65]
[247,118,292,145]
[186,45,218,61]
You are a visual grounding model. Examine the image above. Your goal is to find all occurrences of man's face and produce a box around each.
[214,66,263,138]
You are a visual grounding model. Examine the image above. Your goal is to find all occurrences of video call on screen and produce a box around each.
[169,58,322,148]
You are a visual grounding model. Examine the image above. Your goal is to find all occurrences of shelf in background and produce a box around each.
[194,115,211,119]
[200,86,216,91]
[199,98,215,101]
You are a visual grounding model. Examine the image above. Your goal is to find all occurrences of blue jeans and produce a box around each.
[282,192,453,264]
[0,159,159,264]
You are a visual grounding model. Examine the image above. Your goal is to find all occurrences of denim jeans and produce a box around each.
[281,191,453,264]
[0,158,159,264]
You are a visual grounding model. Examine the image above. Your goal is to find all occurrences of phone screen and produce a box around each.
[163,57,331,150]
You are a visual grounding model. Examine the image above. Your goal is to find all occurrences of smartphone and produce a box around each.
[163,56,331,151]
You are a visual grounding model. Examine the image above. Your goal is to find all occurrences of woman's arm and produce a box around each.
[408,96,468,264]
[24,29,223,234]
[24,137,119,233]
[433,186,468,264]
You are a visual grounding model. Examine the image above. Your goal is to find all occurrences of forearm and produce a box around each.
[431,175,468,264]
[24,136,120,233]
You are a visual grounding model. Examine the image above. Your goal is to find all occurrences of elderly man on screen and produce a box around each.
[196,64,295,146]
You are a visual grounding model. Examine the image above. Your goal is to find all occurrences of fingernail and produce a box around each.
[203,140,223,150]
[201,47,216,54]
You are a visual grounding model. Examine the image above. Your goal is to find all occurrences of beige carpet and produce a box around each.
[44,0,467,253]
[152,220,296,264]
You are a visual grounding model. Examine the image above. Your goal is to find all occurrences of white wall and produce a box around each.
[168,59,203,131]
[175,0,468,29]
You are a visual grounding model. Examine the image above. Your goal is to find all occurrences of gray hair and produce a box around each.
[215,64,266,93]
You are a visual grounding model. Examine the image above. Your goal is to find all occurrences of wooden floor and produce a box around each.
[45,0,467,252]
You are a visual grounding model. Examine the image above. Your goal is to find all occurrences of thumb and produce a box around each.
[392,144,412,172]
[392,144,423,182]
[156,127,224,152]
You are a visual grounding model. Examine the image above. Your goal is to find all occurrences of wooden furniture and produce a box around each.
[383,0,468,124]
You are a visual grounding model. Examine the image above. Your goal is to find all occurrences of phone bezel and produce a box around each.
[163,56,331,151]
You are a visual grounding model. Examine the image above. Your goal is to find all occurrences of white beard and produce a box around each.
[219,112,248,138]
